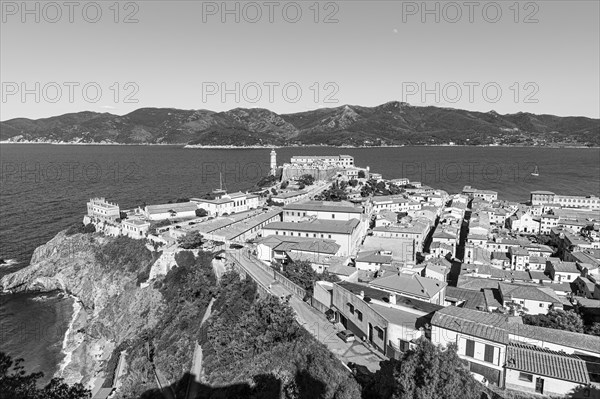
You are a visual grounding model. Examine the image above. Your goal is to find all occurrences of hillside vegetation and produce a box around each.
[2,102,598,146]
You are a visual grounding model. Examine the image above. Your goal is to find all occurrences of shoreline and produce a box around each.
[0,141,596,149]
[55,295,85,383]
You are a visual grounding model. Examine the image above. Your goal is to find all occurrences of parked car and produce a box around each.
[229,243,244,249]
[337,329,355,343]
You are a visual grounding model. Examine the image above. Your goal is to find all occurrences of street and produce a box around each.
[226,249,383,372]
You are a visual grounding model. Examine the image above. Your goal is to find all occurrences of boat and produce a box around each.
[212,173,227,196]
[531,166,539,177]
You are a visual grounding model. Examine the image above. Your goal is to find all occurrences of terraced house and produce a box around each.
[431,306,600,397]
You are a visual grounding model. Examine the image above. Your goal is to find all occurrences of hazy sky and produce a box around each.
[1,0,599,120]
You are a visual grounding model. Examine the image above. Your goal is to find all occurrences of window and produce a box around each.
[399,340,410,352]
[519,372,533,382]
[377,327,384,340]
[348,303,354,314]
[328,235,332,239]
[539,303,544,307]
[465,339,475,358]
[332,214,335,219]
[356,310,363,321]
[484,344,494,363]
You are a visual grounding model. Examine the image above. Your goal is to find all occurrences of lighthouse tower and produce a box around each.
[270,149,277,175]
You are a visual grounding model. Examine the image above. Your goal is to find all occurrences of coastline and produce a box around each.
[0,141,595,149]
[55,295,86,385]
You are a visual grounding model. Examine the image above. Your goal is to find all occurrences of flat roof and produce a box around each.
[284,201,362,214]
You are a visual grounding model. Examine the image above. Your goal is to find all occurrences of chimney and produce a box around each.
[359,290,364,298]
[389,294,397,305]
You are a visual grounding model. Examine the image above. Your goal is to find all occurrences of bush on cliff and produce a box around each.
[198,271,361,398]
[116,251,216,398]
[65,223,96,236]
[0,352,90,399]
[94,236,156,274]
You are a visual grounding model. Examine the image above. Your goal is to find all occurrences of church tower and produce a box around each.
[270,149,277,175]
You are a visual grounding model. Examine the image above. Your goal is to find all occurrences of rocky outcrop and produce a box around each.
[0,231,165,387]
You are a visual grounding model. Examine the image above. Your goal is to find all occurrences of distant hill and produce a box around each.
[1,102,598,146]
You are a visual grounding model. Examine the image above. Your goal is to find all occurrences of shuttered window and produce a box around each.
[484,344,494,363]
[465,339,475,358]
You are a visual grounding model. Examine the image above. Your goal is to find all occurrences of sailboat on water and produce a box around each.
[212,172,227,196]
[531,166,539,177]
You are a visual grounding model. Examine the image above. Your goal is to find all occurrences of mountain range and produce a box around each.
[1,102,598,146]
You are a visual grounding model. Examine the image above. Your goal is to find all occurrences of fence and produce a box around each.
[273,270,308,299]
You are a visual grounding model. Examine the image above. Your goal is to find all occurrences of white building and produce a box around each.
[498,282,563,315]
[87,197,120,221]
[191,192,261,216]
[290,155,354,167]
[282,201,363,222]
[143,202,198,221]
[261,218,363,256]
[122,218,151,239]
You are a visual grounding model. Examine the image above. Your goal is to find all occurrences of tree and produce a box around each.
[522,308,584,333]
[586,322,600,336]
[358,170,366,178]
[280,180,289,189]
[0,352,90,399]
[363,339,481,399]
[195,208,208,217]
[177,231,204,249]
[298,174,315,186]
[271,188,278,195]
[348,179,358,187]
[119,211,128,220]
[148,219,171,235]
[174,250,196,268]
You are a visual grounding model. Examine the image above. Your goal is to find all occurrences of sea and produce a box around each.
[0,143,599,382]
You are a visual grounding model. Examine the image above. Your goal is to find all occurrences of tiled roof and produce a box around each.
[326,263,357,276]
[509,247,529,256]
[431,242,453,251]
[458,277,503,291]
[445,287,486,310]
[433,229,457,239]
[508,323,600,354]
[356,251,393,264]
[506,343,590,384]
[370,274,446,299]
[431,306,515,344]
[499,283,561,304]
[547,260,580,274]
[284,201,362,214]
[528,271,551,281]
[146,202,197,214]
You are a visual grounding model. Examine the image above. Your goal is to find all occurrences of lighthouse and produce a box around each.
[270,149,277,175]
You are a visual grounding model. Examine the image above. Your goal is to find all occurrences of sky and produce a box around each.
[1,0,599,120]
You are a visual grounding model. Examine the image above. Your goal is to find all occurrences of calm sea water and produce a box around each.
[0,143,599,379]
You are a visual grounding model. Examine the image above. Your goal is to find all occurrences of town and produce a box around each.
[84,151,600,399]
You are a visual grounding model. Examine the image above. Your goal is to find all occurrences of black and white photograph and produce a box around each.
[1,1,599,398]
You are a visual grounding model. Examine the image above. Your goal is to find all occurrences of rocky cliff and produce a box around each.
[0,231,165,387]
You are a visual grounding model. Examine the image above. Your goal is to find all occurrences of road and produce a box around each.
[186,297,215,399]
[226,249,384,372]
